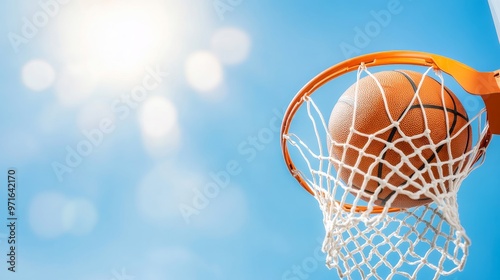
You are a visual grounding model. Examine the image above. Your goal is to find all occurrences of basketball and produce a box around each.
[328,70,472,208]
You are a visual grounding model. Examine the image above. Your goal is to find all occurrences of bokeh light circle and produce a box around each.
[139,96,178,139]
[185,51,223,92]
[211,27,251,65]
[29,192,68,238]
[62,198,99,236]
[22,60,56,91]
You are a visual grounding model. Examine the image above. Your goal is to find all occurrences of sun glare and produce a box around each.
[82,6,155,72]
[58,1,172,85]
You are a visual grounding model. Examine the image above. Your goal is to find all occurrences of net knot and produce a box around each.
[359,62,368,71]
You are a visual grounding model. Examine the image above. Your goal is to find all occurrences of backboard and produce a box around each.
[489,0,500,42]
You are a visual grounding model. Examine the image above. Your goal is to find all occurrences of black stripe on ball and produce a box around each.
[372,71,469,206]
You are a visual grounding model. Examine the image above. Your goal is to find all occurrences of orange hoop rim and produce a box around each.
[281,50,499,213]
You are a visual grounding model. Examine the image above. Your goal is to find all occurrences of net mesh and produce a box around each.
[284,65,489,279]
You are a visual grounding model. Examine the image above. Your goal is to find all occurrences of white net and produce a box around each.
[284,65,489,279]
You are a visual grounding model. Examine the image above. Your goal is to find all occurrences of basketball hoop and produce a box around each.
[281,51,499,279]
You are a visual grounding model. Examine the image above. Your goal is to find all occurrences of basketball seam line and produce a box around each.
[377,71,427,204]
[375,71,462,206]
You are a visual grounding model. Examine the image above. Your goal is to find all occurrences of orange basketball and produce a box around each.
[328,70,472,208]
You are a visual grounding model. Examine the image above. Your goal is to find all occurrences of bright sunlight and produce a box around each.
[58,1,173,85]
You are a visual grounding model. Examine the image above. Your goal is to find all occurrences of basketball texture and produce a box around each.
[328,70,471,208]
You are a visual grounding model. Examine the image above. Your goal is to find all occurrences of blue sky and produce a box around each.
[1,0,500,279]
